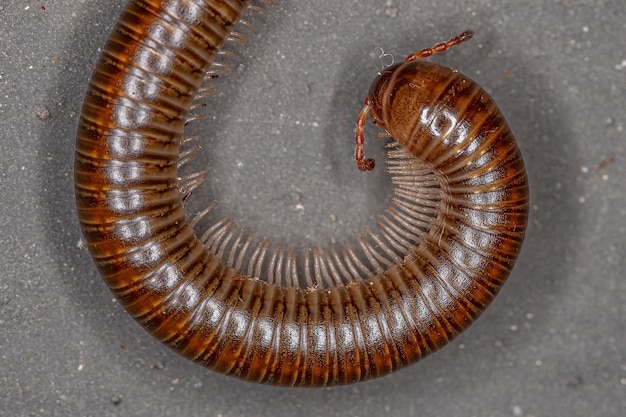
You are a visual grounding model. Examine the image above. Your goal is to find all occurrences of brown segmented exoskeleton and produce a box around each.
[74,0,528,386]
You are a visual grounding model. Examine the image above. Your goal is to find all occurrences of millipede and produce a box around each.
[75,0,529,386]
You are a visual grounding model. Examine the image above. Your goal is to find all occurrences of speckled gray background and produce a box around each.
[1,1,624,416]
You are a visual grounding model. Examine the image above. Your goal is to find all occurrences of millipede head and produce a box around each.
[354,30,474,173]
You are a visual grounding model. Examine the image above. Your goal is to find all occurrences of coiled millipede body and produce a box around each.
[75,0,528,386]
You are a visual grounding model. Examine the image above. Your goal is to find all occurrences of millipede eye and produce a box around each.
[368,65,398,109]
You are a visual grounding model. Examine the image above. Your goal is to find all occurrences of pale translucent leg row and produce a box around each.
[175,6,442,288]
[178,141,441,288]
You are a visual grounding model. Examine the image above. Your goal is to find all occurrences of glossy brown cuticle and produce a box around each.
[75,2,528,386]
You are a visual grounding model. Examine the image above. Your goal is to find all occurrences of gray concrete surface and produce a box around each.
[1,1,625,416]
